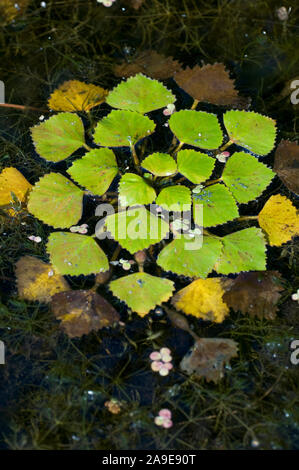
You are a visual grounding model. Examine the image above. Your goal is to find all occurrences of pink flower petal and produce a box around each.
[150,352,161,361]
[163,362,173,370]
[151,361,163,372]
[159,409,172,419]
[162,419,173,429]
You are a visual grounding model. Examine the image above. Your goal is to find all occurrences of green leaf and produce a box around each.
[106,74,176,114]
[142,152,177,176]
[67,148,118,196]
[93,110,155,147]
[156,185,191,211]
[31,112,85,162]
[109,272,175,317]
[119,173,156,206]
[177,149,215,183]
[193,183,239,227]
[157,235,223,278]
[105,206,169,254]
[169,110,223,150]
[28,173,83,228]
[47,232,109,276]
[223,110,277,156]
[221,151,274,203]
[215,227,266,275]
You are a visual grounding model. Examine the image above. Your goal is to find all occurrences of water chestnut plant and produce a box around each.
[8,71,298,333]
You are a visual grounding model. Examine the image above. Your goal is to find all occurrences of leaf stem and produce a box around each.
[111,244,121,262]
[172,141,184,155]
[190,99,199,110]
[203,229,220,239]
[0,103,48,112]
[204,178,222,187]
[219,140,233,152]
[130,144,139,166]
[83,143,92,151]
[236,215,258,222]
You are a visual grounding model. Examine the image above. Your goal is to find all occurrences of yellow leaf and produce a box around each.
[0,0,29,23]
[16,256,70,303]
[258,194,299,246]
[0,167,32,208]
[171,278,230,323]
[48,80,108,112]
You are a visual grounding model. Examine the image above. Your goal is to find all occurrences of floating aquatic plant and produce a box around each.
[5,71,298,377]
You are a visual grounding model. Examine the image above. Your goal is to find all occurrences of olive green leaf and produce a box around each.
[109,272,175,317]
[169,110,223,150]
[223,110,277,156]
[67,148,118,196]
[221,151,274,203]
[93,110,155,147]
[193,183,239,227]
[105,206,169,254]
[47,232,109,276]
[156,185,191,211]
[215,227,266,275]
[157,235,223,278]
[119,173,156,206]
[142,152,177,176]
[106,74,176,114]
[28,173,83,228]
[31,112,85,162]
[177,149,215,183]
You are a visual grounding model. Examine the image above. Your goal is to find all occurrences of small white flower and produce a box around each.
[291,290,299,303]
[163,104,176,116]
[122,262,131,271]
[39,115,45,121]
[216,151,230,163]
[78,227,88,234]
[48,270,54,277]
[192,184,204,194]
[28,235,42,243]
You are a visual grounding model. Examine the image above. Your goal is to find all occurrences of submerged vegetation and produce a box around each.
[0,0,299,450]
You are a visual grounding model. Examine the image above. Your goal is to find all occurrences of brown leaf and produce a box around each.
[51,290,120,338]
[165,307,199,340]
[274,140,299,195]
[114,50,182,80]
[95,268,112,286]
[180,338,238,383]
[174,63,250,108]
[223,271,284,320]
[16,256,70,303]
[124,0,144,10]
